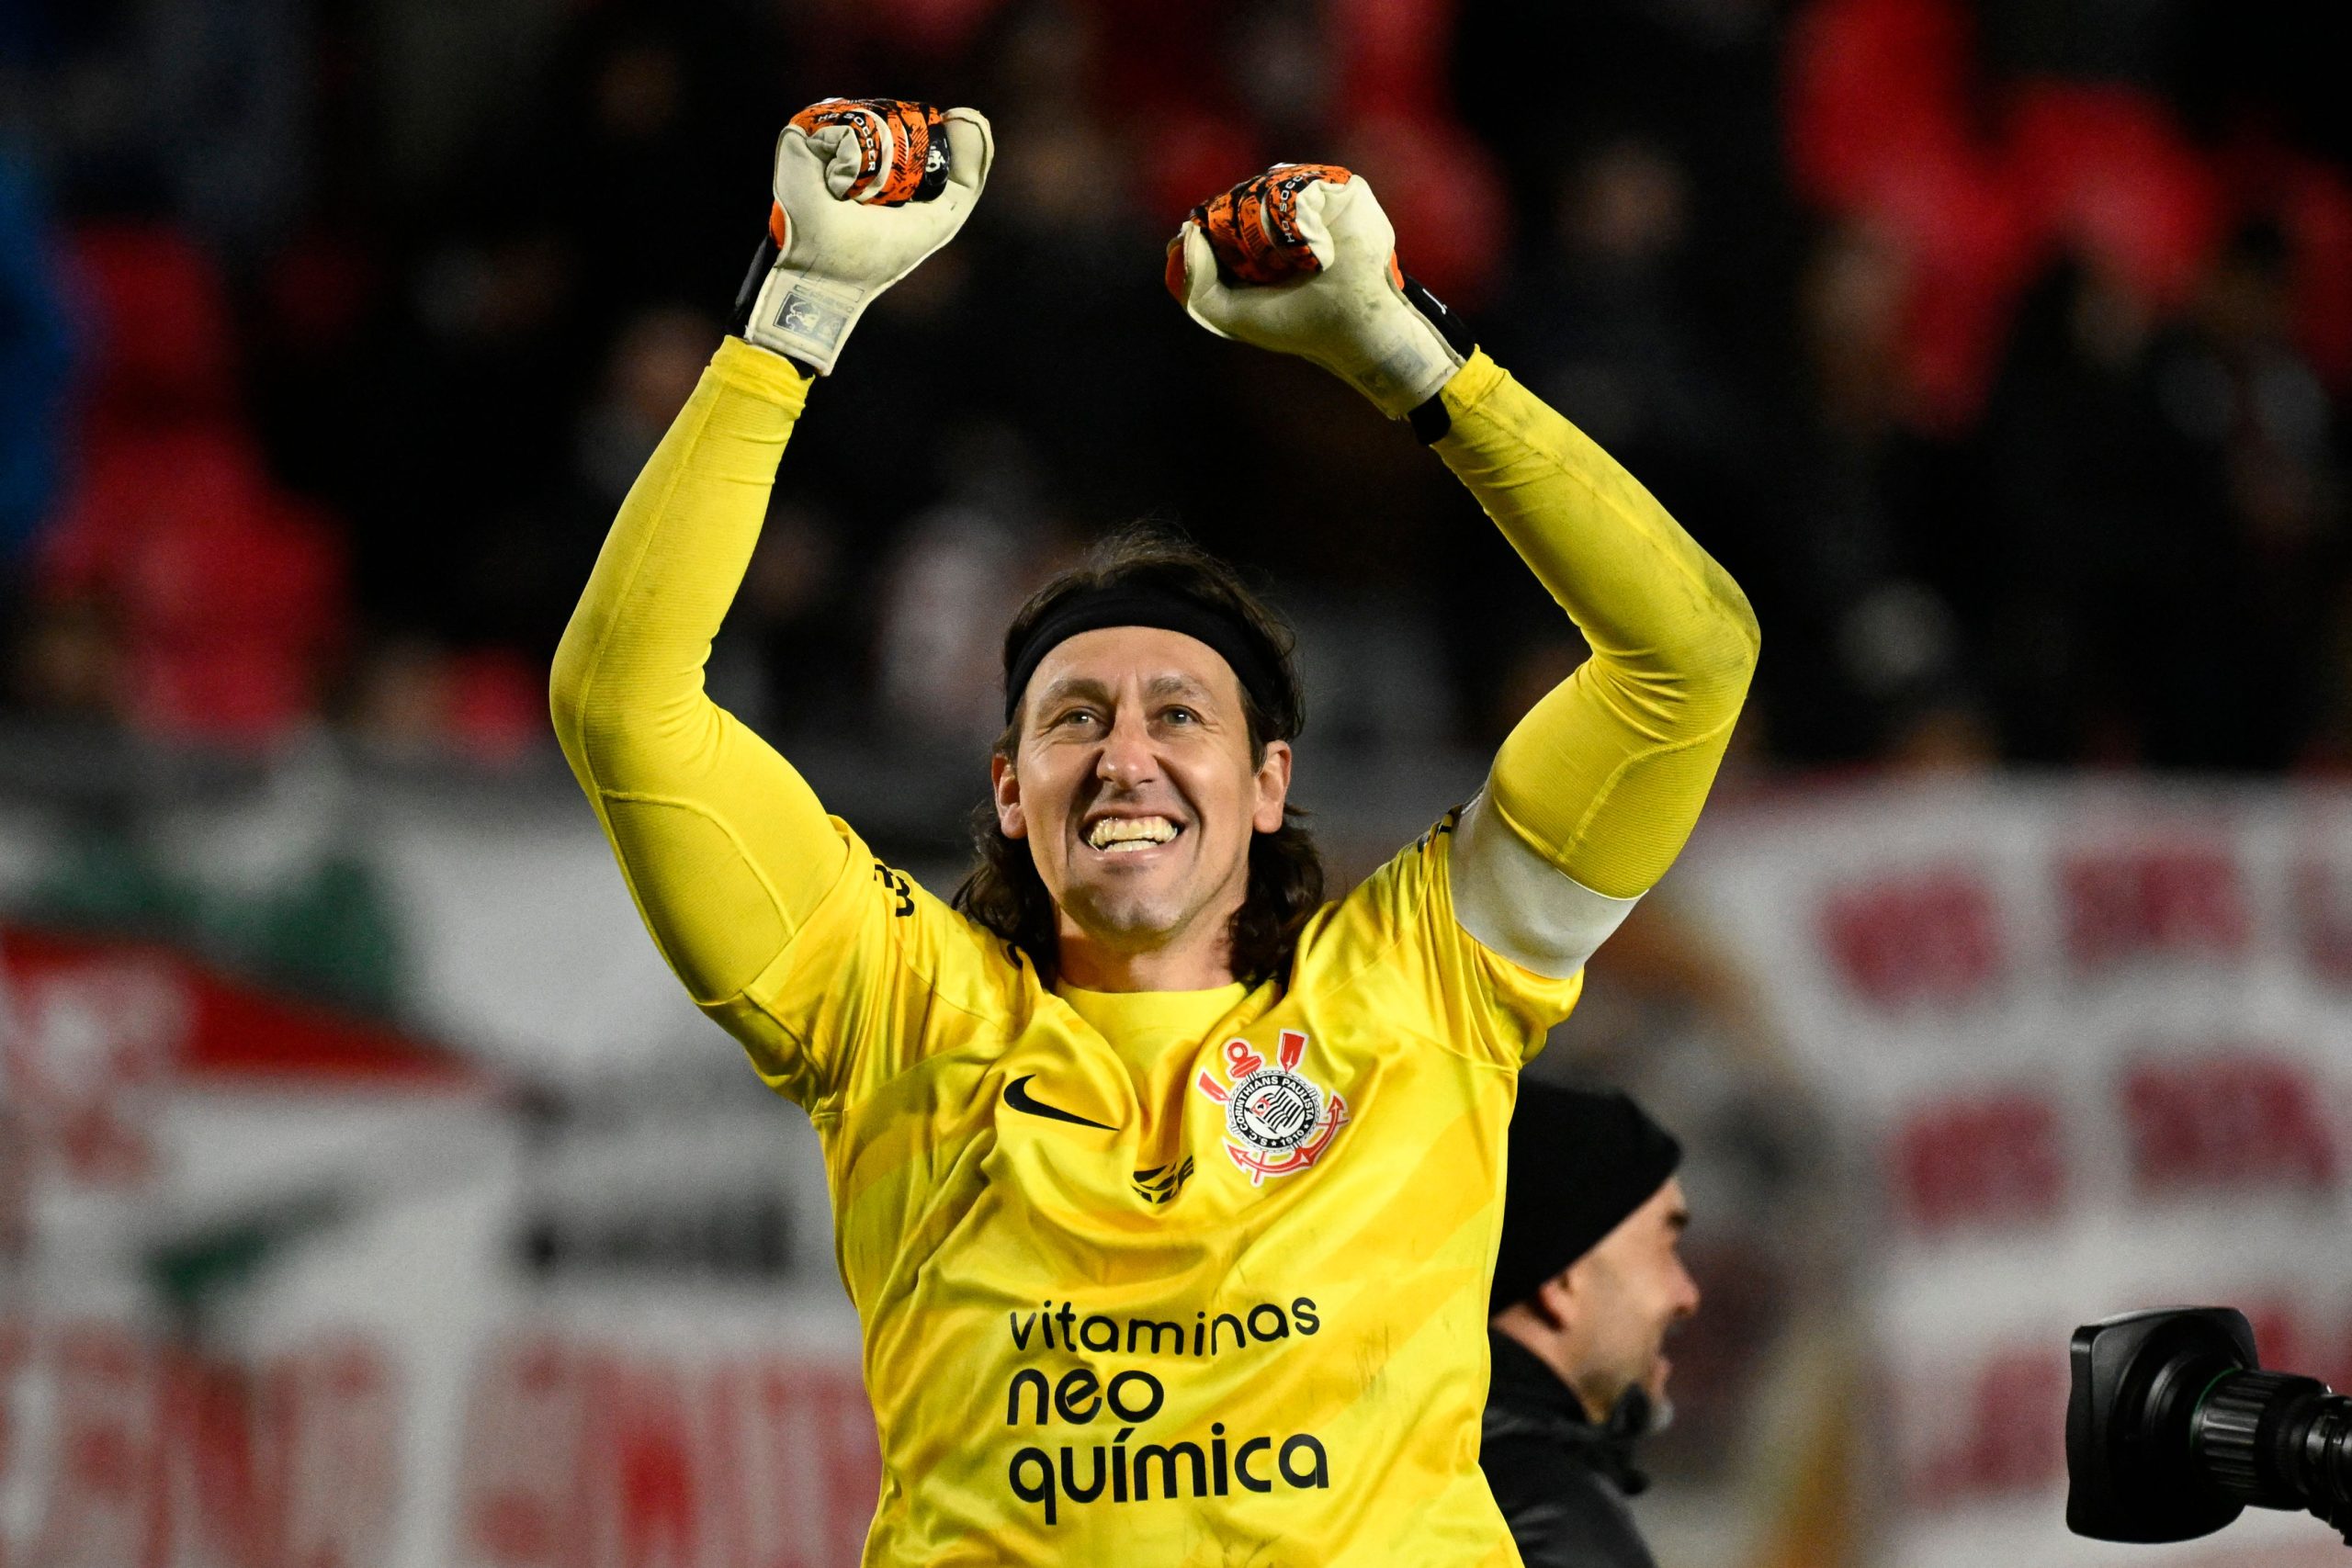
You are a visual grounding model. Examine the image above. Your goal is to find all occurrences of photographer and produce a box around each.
[1484,1084,1698,1568]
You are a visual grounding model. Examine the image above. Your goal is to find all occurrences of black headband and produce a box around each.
[1003,584,1286,726]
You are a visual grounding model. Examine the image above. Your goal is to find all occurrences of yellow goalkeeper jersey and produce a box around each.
[552,337,1757,1566]
[742,808,1575,1565]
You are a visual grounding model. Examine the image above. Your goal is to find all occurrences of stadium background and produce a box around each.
[3,0,2349,1563]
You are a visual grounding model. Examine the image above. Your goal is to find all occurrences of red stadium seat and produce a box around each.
[42,424,346,745]
[2003,82,2223,310]
[67,224,239,420]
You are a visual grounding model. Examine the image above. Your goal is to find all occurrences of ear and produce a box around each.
[991,751,1027,840]
[1250,739,1294,834]
[1532,1269,1578,1334]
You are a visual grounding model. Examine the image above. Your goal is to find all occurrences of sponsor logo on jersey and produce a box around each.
[1001,1295,1332,1524]
[1193,1030,1349,1185]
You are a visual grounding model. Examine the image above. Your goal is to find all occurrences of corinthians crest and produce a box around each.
[1194,1030,1350,1185]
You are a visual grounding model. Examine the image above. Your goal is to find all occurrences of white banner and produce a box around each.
[0,926,874,1568]
[1679,780,2352,1568]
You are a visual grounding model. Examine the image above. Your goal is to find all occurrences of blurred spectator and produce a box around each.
[34,225,347,745]
[573,306,717,513]
[352,224,585,645]
[526,10,770,321]
[7,596,120,722]
[1756,220,1977,760]
[955,82,1187,528]
[483,301,731,662]
[1498,140,1751,520]
[1976,251,2205,762]
[142,0,313,258]
[1978,221,2343,767]
[873,437,1065,749]
[341,637,544,765]
[0,151,73,568]
[710,498,857,736]
[1455,0,1797,376]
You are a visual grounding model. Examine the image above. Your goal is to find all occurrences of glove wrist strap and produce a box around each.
[1408,393,1453,444]
[741,265,866,375]
[728,231,782,338]
[1395,271,1476,439]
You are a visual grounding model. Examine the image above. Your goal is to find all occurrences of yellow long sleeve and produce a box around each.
[549,337,847,1007]
[1434,352,1759,900]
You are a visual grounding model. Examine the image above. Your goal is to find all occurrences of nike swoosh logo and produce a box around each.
[1003,1075,1118,1131]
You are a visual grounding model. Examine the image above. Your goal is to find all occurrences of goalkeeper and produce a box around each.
[553,97,1757,1567]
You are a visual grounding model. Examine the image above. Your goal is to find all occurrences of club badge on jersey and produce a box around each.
[1194,1031,1351,1185]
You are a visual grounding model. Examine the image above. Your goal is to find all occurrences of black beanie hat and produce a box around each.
[1490,1082,1683,1314]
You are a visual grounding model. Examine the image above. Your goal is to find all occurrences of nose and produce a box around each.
[1094,705,1158,789]
[1671,1260,1701,1320]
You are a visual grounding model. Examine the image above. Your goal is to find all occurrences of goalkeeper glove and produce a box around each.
[1167,164,1476,425]
[730,97,993,375]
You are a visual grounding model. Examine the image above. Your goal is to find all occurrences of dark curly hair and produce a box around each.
[951,523,1325,987]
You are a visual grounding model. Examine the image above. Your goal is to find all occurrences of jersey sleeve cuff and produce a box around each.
[1413,350,1508,446]
[712,333,815,412]
[1437,349,1507,423]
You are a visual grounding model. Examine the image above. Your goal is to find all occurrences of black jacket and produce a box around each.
[1479,1328,1657,1568]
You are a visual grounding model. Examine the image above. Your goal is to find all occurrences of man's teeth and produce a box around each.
[1088,816,1180,851]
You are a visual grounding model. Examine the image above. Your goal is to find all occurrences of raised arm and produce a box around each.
[551,99,993,1032]
[550,339,840,1005]
[1431,352,1757,973]
[1168,163,1757,978]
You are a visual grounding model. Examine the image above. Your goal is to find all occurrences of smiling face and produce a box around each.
[991,625,1292,987]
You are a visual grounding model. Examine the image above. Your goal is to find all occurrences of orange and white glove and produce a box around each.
[1167,164,1474,421]
[730,97,993,374]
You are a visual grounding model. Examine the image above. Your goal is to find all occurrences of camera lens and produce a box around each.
[2194,1371,2352,1533]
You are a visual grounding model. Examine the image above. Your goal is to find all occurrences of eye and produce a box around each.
[1054,706,1102,729]
[1161,705,1199,726]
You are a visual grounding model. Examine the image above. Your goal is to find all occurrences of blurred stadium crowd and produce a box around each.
[2,0,2347,773]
